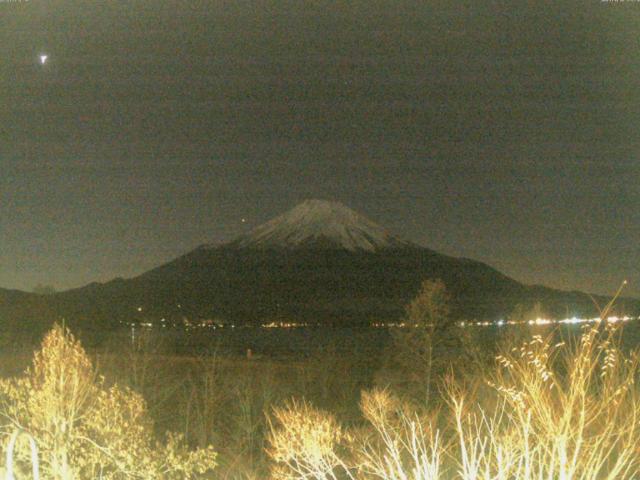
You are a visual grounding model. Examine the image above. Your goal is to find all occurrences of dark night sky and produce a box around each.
[1,0,639,297]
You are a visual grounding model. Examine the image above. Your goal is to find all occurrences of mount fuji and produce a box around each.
[227,199,410,251]
[1,200,637,334]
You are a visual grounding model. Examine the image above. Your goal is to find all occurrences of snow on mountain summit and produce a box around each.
[230,199,409,251]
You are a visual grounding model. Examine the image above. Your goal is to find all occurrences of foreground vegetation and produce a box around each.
[0,325,217,478]
[0,281,638,479]
[268,321,640,479]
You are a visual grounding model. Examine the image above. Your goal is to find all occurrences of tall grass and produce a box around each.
[267,321,640,480]
[454,323,640,479]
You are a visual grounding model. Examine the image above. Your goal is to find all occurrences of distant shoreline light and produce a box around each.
[372,315,638,329]
[125,315,639,330]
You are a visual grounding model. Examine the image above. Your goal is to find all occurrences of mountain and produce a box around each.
[1,200,638,334]
[228,199,410,251]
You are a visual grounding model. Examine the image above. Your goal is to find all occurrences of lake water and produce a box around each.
[121,320,640,358]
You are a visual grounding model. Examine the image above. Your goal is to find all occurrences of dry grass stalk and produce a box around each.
[268,320,640,480]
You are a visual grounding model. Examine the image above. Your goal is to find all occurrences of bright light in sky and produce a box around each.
[39,55,48,65]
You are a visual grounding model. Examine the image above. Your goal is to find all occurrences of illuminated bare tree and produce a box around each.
[387,279,455,407]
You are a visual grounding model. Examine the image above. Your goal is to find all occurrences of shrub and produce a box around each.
[267,399,354,480]
[356,388,441,480]
[0,324,217,479]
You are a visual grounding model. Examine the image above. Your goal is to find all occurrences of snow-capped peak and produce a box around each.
[230,199,409,251]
